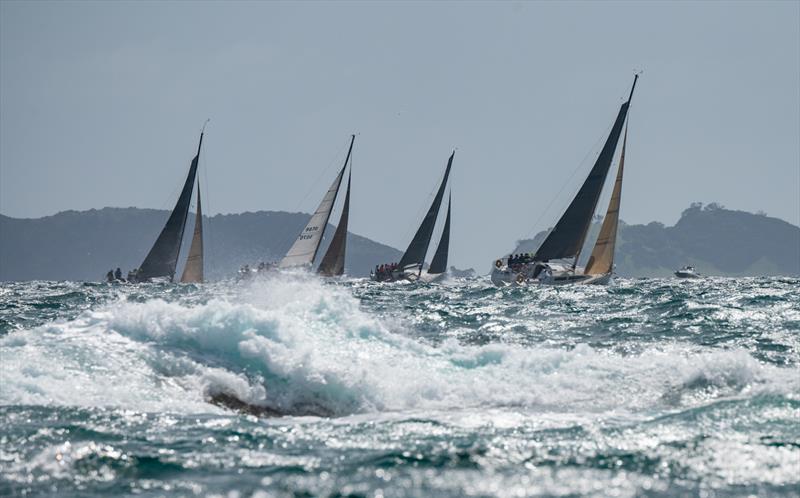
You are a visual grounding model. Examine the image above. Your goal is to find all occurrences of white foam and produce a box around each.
[1,274,797,417]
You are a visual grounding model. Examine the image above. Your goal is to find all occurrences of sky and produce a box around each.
[1,1,798,270]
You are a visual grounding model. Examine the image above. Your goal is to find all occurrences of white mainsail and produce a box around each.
[279,167,346,269]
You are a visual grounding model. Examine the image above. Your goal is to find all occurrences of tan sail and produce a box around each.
[180,182,204,283]
[585,125,627,276]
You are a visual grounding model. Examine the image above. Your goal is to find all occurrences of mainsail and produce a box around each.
[585,126,627,276]
[180,182,204,283]
[279,135,354,269]
[317,173,351,276]
[427,194,451,275]
[397,151,454,271]
[533,75,637,263]
[137,131,203,281]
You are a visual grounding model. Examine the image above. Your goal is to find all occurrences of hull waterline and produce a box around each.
[490,265,612,287]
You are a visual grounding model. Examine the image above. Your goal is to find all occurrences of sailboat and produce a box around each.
[278,135,355,275]
[490,75,638,287]
[371,151,453,283]
[129,126,206,283]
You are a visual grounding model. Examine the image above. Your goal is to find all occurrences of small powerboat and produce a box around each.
[674,266,702,279]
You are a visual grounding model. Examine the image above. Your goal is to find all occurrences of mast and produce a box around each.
[533,75,637,265]
[585,124,627,275]
[279,135,354,268]
[137,129,203,282]
[427,193,451,275]
[397,151,454,271]
[180,180,204,283]
[317,171,351,276]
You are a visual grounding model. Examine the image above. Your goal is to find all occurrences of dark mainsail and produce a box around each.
[137,132,203,281]
[427,194,451,275]
[397,151,454,271]
[317,172,351,277]
[533,75,637,263]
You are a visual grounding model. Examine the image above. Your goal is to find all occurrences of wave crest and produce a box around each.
[1,275,796,417]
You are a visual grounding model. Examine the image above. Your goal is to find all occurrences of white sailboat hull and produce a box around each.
[490,263,612,287]
[370,266,447,284]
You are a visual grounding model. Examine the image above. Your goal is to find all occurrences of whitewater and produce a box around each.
[1,275,798,497]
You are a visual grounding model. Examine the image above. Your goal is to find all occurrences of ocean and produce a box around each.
[1,275,798,497]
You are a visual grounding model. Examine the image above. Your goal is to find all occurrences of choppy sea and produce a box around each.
[1,275,798,497]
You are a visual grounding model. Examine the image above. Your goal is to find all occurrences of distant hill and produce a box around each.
[0,207,402,281]
[512,203,800,277]
[2,203,798,281]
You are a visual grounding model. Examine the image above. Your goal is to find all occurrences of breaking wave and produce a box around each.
[1,275,796,419]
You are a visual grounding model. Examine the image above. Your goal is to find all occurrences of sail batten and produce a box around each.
[180,181,204,283]
[317,172,350,276]
[137,132,203,282]
[279,136,354,269]
[427,194,451,275]
[398,151,454,270]
[533,75,637,263]
[585,126,626,276]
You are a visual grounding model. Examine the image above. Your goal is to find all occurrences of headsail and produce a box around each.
[533,75,637,263]
[279,135,354,269]
[427,194,451,275]
[180,181,204,283]
[317,172,351,276]
[137,131,203,281]
[397,151,454,271]
[585,126,626,276]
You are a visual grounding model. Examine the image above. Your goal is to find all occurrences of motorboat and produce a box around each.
[674,266,702,279]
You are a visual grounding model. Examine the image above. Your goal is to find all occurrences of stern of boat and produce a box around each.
[490,266,514,286]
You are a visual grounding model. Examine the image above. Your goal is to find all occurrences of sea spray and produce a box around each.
[1,276,798,496]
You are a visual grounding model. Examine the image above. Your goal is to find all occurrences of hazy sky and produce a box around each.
[1,1,798,270]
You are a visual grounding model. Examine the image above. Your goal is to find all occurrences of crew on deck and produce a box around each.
[507,253,533,270]
[373,262,398,281]
[127,268,139,282]
[106,267,128,283]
